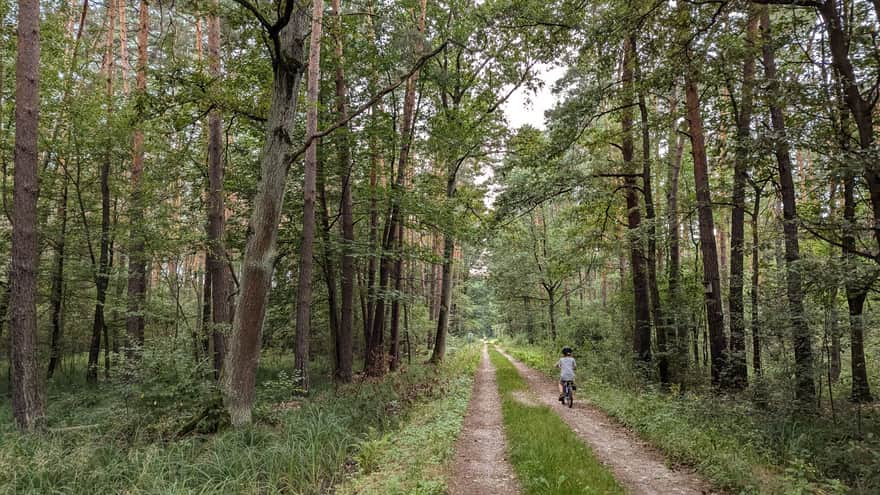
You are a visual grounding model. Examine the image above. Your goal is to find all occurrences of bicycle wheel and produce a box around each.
[566,392,573,408]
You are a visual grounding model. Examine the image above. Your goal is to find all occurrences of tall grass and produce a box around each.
[0,340,481,494]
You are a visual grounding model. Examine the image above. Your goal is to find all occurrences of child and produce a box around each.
[555,346,576,402]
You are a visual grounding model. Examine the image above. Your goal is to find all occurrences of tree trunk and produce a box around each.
[727,9,758,390]
[431,233,454,363]
[125,0,149,353]
[622,37,651,365]
[684,54,726,387]
[818,0,880,256]
[633,36,666,383]
[843,167,872,401]
[750,182,763,376]
[332,0,354,383]
[10,0,45,428]
[294,0,325,394]
[317,154,341,368]
[47,172,69,379]
[221,7,308,426]
[205,0,228,379]
[760,7,815,404]
[547,285,557,341]
[374,0,426,370]
[89,0,115,381]
[668,89,687,373]
[389,220,404,371]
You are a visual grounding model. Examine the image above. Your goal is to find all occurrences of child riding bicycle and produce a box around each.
[555,346,576,403]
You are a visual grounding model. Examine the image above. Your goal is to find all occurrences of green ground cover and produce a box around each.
[0,341,480,494]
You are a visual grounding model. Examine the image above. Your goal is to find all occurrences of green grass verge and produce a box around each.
[502,343,875,495]
[334,344,480,495]
[488,348,625,495]
[0,342,481,494]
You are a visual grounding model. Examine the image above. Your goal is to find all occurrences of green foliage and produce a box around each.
[0,344,481,494]
[489,348,625,495]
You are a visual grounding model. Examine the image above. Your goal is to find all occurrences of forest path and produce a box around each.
[448,345,521,495]
[495,347,719,495]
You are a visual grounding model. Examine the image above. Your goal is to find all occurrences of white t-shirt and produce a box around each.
[556,356,576,381]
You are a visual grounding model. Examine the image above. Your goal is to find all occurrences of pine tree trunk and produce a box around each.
[47,173,68,379]
[205,0,229,378]
[125,0,149,353]
[294,0,325,394]
[668,90,687,373]
[622,37,651,365]
[750,182,763,376]
[221,7,308,426]
[727,9,758,390]
[431,233,454,363]
[760,7,815,404]
[317,156,341,368]
[332,0,354,383]
[10,0,45,428]
[389,220,404,371]
[633,36,666,383]
[684,55,726,387]
[843,168,872,402]
[89,0,115,381]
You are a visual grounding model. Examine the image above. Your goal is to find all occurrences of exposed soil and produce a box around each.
[448,345,520,495]
[496,347,720,495]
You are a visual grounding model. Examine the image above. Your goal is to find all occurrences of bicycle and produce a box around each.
[561,380,575,408]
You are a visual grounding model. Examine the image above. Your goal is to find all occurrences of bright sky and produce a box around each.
[502,64,566,130]
[476,64,564,208]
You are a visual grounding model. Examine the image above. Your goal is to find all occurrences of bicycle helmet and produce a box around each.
[561,346,572,356]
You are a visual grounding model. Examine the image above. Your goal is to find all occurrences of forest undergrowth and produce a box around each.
[0,339,480,494]
[502,340,880,495]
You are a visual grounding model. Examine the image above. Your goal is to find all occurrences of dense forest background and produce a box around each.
[1,0,879,491]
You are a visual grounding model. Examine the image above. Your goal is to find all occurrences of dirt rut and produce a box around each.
[496,347,718,495]
[448,345,520,495]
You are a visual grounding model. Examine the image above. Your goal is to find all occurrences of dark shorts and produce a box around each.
[560,379,574,385]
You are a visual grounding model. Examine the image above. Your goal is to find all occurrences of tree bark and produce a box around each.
[750,182,763,376]
[47,174,68,379]
[10,0,45,428]
[622,37,651,365]
[89,0,115,381]
[389,220,404,371]
[205,0,229,379]
[667,89,687,373]
[431,233,454,362]
[633,36,666,383]
[760,7,815,404]
[684,53,726,387]
[727,9,759,390]
[816,0,880,256]
[125,0,149,354]
[294,0,325,394]
[221,6,308,426]
[332,0,354,383]
[317,155,341,370]
[841,123,872,402]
